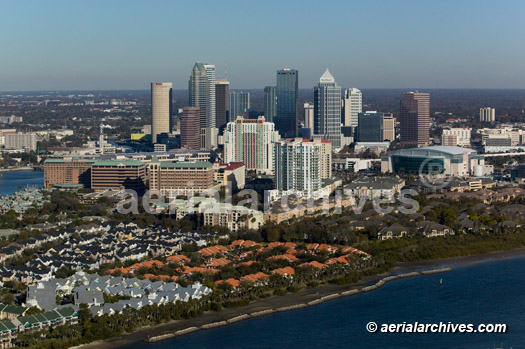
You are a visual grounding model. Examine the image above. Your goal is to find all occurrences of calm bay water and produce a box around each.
[0,170,43,196]
[130,257,525,349]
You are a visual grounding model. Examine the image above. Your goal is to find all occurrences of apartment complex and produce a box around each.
[275,138,322,197]
[43,159,93,188]
[223,116,278,174]
[442,128,471,147]
[4,133,37,151]
[213,162,246,190]
[149,160,215,197]
[480,107,495,122]
[91,160,147,194]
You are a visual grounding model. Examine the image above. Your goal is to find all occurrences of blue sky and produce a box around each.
[1,0,524,91]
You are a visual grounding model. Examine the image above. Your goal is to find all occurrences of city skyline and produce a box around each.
[1,0,525,91]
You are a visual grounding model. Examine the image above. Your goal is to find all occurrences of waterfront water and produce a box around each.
[130,256,525,349]
[0,170,44,196]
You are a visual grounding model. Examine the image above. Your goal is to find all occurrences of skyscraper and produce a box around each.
[275,138,322,197]
[304,103,314,130]
[357,111,384,142]
[229,91,250,120]
[215,79,230,132]
[224,116,278,174]
[400,91,430,146]
[342,88,362,127]
[151,82,172,143]
[480,107,495,122]
[276,69,298,138]
[180,107,201,150]
[383,113,396,142]
[264,86,277,122]
[189,62,217,148]
[314,69,342,148]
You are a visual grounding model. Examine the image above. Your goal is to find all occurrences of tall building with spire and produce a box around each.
[275,69,298,138]
[400,91,430,146]
[314,69,341,148]
[151,82,172,144]
[189,62,217,148]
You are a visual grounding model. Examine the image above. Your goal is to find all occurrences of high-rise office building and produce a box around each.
[151,82,172,143]
[304,103,314,130]
[229,91,250,120]
[342,88,362,127]
[314,69,342,148]
[224,116,278,174]
[480,107,495,122]
[189,62,216,129]
[264,86,277,122]
[275,69,298,138]
[383,113,396,142]
[399,91,430,146]
[357,111,384,142]
[180,107,201,150]
[275,138,322,197]
[215,79,230,132]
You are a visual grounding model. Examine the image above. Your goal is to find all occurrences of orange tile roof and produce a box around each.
[325,256,349,265]
[216,278,241,288]
[198,245,229,257]
[272,266,295,276]
[241,272,269,283]
[167,254,191,264]
[268,254,299,262]
[206,257,231,268]
[299,261,327,269]
[240,260,258,266]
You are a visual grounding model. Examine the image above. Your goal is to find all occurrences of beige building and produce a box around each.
[383,113,396,142]
[151,82,172,143]
[149,159,215,197]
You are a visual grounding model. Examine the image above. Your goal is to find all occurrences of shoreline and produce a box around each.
[78,247,525,349]
[0,166,36,172]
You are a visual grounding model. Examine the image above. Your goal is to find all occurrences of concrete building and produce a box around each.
[314,69,342,148]
[343,177,405,199]
[4,133,37,151]
[442,128,471,147]
[383,113,396,142]
[264,86,277,122]
[275,68,298,138]
[213,162,246,190]
[215,79,230,132]
[148,160,215,197]
[304,102,314,130]
[43,158,93,188]
[91,160,146,194]
[180,107,201,151]
[203,203,263,232]
[275,138,322,197]
[381,145,484,177]
[400,91,430,146]
[342,88,362,127]
[151,82,172,144]
[224,116,278,174]
[480,107,495,122]
[229,91,250,120]
[357,111,384,142]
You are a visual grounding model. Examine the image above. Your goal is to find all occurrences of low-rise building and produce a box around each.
[91,160,146,194]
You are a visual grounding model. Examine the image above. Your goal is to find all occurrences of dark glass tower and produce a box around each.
[275,69,298,138]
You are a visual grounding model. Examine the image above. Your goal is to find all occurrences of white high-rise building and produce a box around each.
[275,138,322,197]
[343,88,362,127]
[304,103,314,130]
[314,69,341,148]
[224,116,279,174]
[151,82,172,143]
[5,133,37,151]
[189,63,217,148]
[442,128,472,146]
[480,107,495,122]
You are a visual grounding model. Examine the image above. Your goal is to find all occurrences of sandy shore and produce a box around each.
[78,247,525,349]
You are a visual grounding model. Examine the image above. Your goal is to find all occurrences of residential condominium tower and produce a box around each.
[314,69,342,148]
[275,138,322,197]
[151,82,172,143]
[399,91,430,146]
[275,69,298,138]
[224,116,278,174]
[480,107,495,122]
